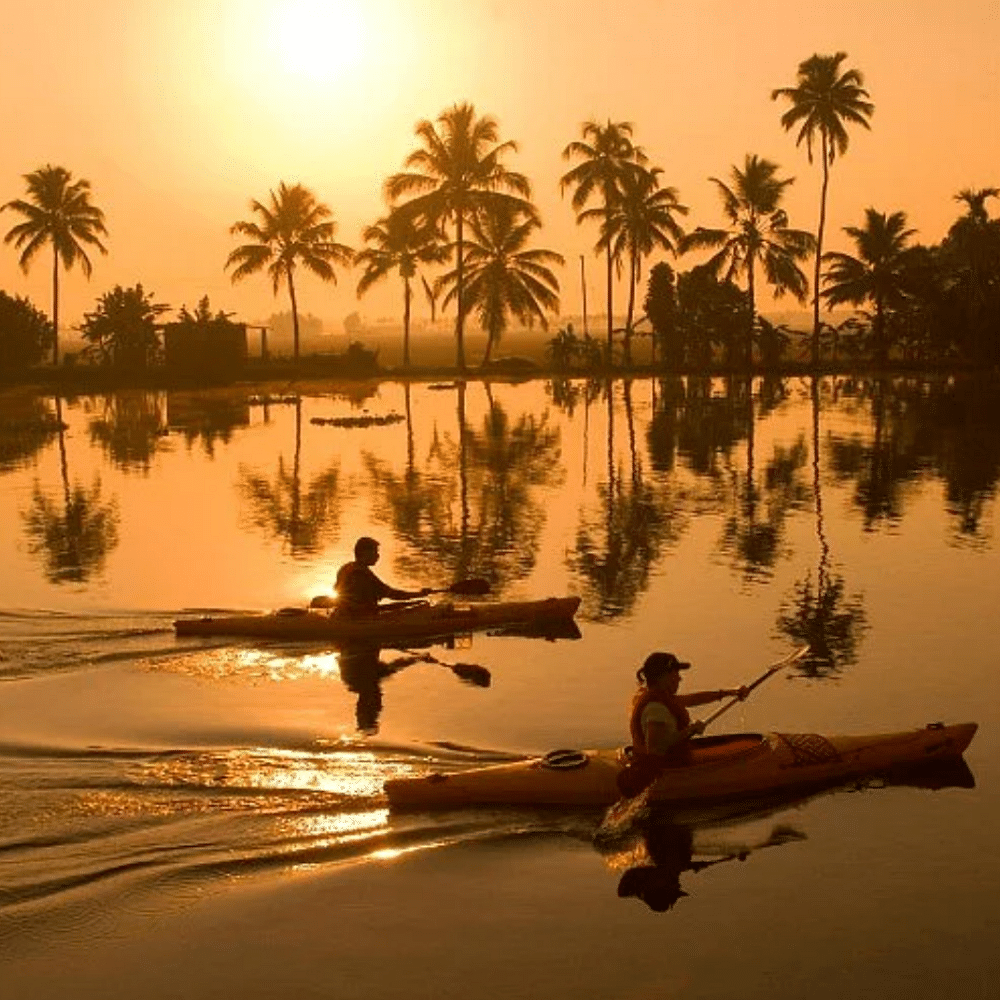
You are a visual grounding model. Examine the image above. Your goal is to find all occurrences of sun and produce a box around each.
[269,0,369,84]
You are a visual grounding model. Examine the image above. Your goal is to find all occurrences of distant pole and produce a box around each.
[580,255,589,337]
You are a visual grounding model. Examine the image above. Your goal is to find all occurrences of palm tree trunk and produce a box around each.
[874,295,886,368]
[455,212,466,372]
[457,380,469,571]
[746,257,756,372]
[812,135,831,368]
[623,253,637,367]
[605,247,614,366]
[403,276,412,368]
[287,267,300,361]
[52,246,60,367]
[580,255,589,337]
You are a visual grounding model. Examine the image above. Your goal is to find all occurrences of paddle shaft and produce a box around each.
[428,578,491,597]
[699,646,810,730]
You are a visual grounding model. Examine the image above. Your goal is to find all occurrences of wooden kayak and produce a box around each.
[384,722,978,810]
[173,595,581,641]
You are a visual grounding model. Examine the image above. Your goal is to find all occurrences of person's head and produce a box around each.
[617,866,688,912]
[637,651,690,692]
[354,536,380,565]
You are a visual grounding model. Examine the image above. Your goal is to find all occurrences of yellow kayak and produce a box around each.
[174,595,581,642]
[385,722,978,810]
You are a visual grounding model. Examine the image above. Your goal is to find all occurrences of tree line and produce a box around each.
[2,51,998,377]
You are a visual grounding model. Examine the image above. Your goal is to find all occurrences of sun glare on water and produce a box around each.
[269,0,369,84]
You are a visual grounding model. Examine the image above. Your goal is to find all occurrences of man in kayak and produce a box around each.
[619,652,748,796]
[312,537,432,614]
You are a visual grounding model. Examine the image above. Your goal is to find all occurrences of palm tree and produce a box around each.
[436,202,563,365]
[561,120,648,364]
[226,182,353,360]
[2,165,108,365]
[682,155,814,367]
[385,102,535,372]
[355,210,446,367]
[586,166,687,364]
[772,52,874,365]
[822,208,917,367]
[945,188,1000,360]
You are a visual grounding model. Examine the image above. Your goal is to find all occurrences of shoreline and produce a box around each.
[2,357,998,399]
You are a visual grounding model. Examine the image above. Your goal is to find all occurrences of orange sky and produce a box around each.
[2,0,998,334]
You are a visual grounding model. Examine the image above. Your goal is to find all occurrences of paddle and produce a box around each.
[428,578,492,597]
[698,645,811,732]
[309,577,491,609]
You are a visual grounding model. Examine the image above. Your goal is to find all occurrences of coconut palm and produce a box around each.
[585,166,687,364]
[772,52,874,365]
[2,165,108,366]
[386,103,535,372]
[682,155,814,367]
[561,120,648,364]
[226,182,353,360]
[355,210,446,368]
[436,202,563,366]
[821,208,917,367]
[945,188,1000,357]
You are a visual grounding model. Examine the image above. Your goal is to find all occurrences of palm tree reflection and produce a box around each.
[777,375,867,677]
[238,397,342,556]
[365,384,563,590]
[22,398,119,583]
[571,380,684,618]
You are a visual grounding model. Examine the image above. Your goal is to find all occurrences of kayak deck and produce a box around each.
[384,722,978,810]
[174,595,581,641]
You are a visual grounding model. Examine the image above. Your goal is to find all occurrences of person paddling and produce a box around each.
[312,537,431,614]
[619,652,748,796]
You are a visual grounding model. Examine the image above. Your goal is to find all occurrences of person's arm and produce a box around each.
[677,686,749,708]
[380,582,431,601]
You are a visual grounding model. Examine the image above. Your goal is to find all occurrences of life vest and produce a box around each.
[629,690,691,756]
[618,690,693,797]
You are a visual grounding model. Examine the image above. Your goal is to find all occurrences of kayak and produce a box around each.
[173,595,582,642]
[384,722,978,810]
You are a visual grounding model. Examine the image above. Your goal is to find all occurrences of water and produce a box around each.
[1,375,998,998]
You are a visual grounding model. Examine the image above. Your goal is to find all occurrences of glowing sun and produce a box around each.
[270,0,369,83]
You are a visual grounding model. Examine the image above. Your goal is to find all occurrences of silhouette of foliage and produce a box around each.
[0,291,54,371]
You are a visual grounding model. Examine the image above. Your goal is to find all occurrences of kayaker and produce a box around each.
[312,537,431,614]
[619,652,748,796]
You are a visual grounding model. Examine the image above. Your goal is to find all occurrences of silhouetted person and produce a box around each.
[312,537,430,613]
[618,652,748,797]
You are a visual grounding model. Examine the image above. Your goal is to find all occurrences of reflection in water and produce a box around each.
[602,756,975,913]
[0,394,62,473]
[826,376,1000,540]
[571,381,685,619]
[21,399,120,584]
[166,390,251,457]
[239,397,343,557]
[87,391,169,472]
[337,644,491,735]
[366,385,563,590]
[615,817,806,912]
[776,376,868,678]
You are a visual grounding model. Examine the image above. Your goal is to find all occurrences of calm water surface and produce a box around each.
[1,375,998,999]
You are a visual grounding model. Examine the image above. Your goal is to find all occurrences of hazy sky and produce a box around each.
[2,0,998,332]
